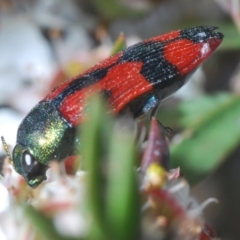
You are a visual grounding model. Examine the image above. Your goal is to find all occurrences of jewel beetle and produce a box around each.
[10,26,223,187]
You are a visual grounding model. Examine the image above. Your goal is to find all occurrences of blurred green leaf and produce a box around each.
[179,93,232,129]
[171,93,240,184]
[111,33,127,55]
[157,102,182,129]
[80,96,140,239]
[106,118,140,240]
[218,23,240,50]
[80,95,113,240]
[24,205,77,240]
[93,0,143,20]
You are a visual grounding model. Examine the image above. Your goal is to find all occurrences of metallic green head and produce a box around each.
[13,101,76,188]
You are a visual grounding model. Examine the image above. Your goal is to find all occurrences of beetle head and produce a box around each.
[13,144,48,187]
[12,101,74,187]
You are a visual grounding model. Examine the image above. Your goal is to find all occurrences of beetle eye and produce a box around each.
[22,151,35,174]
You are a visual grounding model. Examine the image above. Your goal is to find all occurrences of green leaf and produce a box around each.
[93,0,143,20]
[111,33,127,55]
[218,23,240,51]
[80,96,140,239]
[80,95,113,240]
[171,93,240,184]
[106,118,140,240]
[179,92,232,129]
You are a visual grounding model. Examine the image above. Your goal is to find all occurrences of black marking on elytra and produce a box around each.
[180,26,224,43]
[53,67,114,106]
[119,40,183,97]
[119,40,180,84]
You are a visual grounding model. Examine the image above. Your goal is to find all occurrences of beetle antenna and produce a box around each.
[1,136,13,164]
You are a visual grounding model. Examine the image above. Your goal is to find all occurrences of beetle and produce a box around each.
[9,26,223,187]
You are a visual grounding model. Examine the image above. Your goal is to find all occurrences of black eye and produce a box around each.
[21,151,48,187]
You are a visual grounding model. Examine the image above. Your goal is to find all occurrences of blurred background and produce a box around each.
[0,0,239,239]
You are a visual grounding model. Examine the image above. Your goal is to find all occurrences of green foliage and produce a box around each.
[93,0,144,20]
[171,93,240,183]
[80,96,140,240]
[106,119,140,240]
[80,96,112,239]
[111,33,127,55]
[217,24,240,50]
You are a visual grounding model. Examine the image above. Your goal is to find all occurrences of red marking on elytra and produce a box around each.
[46,53,123,101]
[83,52,123,75]
[59,61,153,126]
[46,79,71,100]
[145,30,180,43]
[163,38,222,76]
